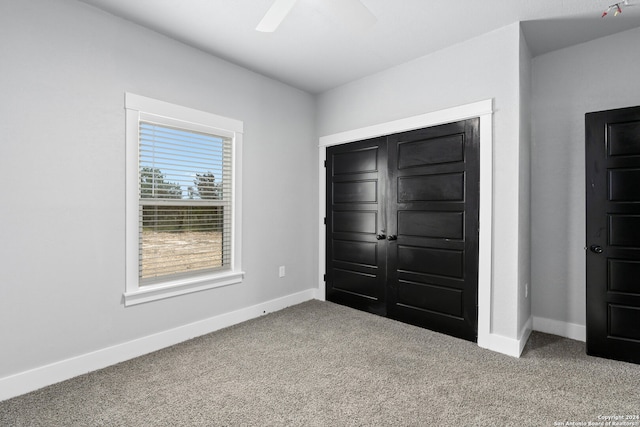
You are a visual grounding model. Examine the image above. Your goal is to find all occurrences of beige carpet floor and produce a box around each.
[1,300,639,426]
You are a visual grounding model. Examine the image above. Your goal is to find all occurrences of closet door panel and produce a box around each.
[326,138,388,315]
[387,119,479,342]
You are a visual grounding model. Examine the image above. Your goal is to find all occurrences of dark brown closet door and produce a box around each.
[326,137,388,315]
[586,106,640,364]
[326,118,480,342]
[386,119,479,341]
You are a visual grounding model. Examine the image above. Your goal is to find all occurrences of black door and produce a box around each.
[586,106,640,364]
[386,120,479,341]
[326,119,479,342]
[326,137,388,315]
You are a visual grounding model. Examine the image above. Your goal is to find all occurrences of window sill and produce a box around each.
[123,271,245,306]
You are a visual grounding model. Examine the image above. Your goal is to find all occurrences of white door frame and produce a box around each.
[317,99,494,350]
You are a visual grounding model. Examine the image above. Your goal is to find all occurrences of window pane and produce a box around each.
[139,122,229,201]
[140,228,225,281]
[138,122,232,284]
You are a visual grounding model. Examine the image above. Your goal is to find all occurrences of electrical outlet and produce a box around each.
[279,266,286,277]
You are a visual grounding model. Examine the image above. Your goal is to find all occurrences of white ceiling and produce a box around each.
[77,0,640,94]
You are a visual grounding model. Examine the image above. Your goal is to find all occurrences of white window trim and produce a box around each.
[124,93,244,306]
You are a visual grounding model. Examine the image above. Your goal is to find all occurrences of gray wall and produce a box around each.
[530,26,640,334]
[0,0,317,377]
[317,23,531,342]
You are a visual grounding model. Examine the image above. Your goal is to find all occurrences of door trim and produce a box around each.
[318,99,496,352]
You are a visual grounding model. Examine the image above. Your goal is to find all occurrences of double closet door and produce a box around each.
[325,119,480,342]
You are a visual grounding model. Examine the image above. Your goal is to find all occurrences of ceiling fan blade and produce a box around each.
[256,0,298,32]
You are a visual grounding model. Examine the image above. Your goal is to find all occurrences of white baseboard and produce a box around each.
[532,316,586,342]
[0,289,317,402]
[518,316,533,355]
[479,332,522,358]
[311,287,324,301]
[478,317,533,358]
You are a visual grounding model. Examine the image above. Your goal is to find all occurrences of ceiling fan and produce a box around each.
[256,0,376,32]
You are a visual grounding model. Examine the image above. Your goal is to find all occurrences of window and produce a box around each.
[124,93,243,306]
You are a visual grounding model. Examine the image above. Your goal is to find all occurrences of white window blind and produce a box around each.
[138,121,233,285]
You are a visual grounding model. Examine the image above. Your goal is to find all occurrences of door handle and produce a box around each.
[589,245,603,254]
[387,235,397,241]
[376,234,386,240]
